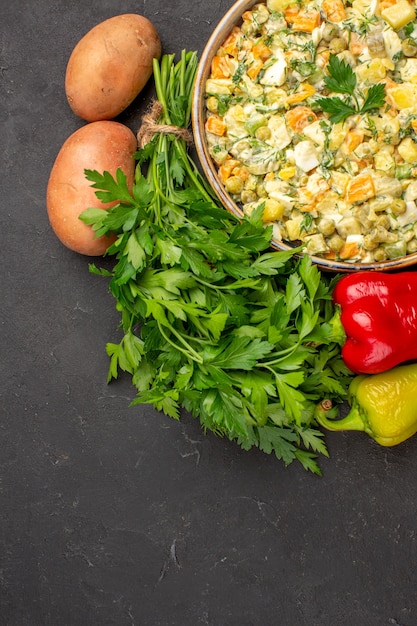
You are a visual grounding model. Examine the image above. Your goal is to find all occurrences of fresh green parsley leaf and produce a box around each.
[132,387,180,420]
[250,248,302,275]
[257,425,299,465]
[203,335,274,370]
[315,95,356,124]
[297,254,321,300]
[285,272,304,315]
[316,54,385,123]
[132,359,155,392]
[324,54,356,96]
[297,426,329,458]
[85,168,134,204]
[274,371,307,422]
[294,449,322,475]
[360,83,386,114]
[126,231,146,271]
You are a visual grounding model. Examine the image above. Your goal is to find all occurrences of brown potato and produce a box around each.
[46,120,137,256]
[65,14,162,121]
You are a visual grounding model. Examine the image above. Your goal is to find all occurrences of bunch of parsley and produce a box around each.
[80,51,352,474]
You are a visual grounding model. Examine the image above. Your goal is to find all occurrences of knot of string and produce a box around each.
[137,100,193,148]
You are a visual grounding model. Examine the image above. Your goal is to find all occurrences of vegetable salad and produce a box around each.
[204,0,417,263]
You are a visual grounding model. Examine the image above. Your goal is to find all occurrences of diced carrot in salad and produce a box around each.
[321,0,346,23]
[378,0,397,12]
[205,115,227,137]
[211,55,232,79]
[286,83,316,105]
[247,58,264,80]
[221,26,241,57]
[339,241,361,260]
[346,172,375,204]
[232,165,250,181]
[284,6,321,32]
[252,40,272,61]
[218,159,241,183]
[285,106,317,132]
[349,32,366,56]
[344,129,365,153]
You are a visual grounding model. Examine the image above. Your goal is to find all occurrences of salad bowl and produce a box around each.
[192,0,417,272]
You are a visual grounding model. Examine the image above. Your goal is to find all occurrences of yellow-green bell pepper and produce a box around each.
[315,363,417,447]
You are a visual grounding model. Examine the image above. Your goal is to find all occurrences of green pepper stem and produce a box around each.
[315,399,367,433]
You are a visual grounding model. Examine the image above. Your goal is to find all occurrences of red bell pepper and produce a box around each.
[331,271,417,375]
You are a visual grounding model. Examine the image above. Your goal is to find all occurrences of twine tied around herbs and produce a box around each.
[137,100,193,149]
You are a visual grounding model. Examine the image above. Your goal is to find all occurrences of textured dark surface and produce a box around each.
[2,2,417,625]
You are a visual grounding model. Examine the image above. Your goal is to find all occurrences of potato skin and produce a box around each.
[65,14,162,121]
[46,121,137,256]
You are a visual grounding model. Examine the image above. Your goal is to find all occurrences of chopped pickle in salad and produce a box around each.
[204,0,417,263]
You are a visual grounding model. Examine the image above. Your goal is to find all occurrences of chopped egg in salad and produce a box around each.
[204,0,417,263]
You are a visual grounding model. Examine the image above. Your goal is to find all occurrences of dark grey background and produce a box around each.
[1,1,417,625]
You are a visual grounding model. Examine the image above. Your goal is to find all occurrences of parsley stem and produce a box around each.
[157,322,203,364]
[153,55,172,123]
[175,140,218,203]
[194,275,258,291]
[153,51,217,205]
[261,344,300,366]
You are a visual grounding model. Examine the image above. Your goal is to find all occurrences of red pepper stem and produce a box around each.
[314,399,367,433]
